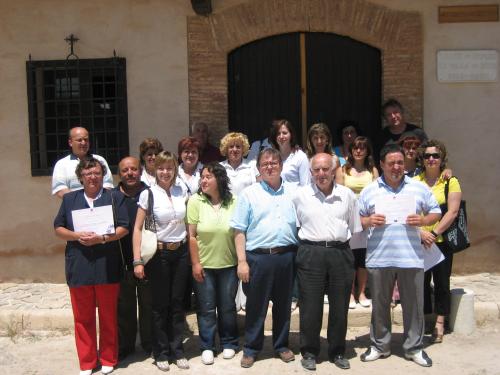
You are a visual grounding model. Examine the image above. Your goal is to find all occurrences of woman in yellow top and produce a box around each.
[414,139,462,343]
[336,136,378,308]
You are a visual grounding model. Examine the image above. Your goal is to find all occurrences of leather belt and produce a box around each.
[157,238,186,251]
[251,245,297,255]
[301,239,349,249]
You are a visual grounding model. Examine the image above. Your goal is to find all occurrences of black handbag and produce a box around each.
[439,177,470,253]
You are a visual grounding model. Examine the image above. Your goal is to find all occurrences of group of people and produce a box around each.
[53,98,463,375]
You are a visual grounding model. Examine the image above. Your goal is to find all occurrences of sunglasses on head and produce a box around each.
[423,152,440,159]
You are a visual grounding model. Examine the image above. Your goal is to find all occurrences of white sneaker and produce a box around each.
[80,370,92,375]
[156,360,170,371]
[405,350,432,367]
[201,350,214,365]
[324,295,329,304]
[176,358,190,369]
[101,366,113,374]
[349,300,357,309]
[222,348,236,359]
[359,298,372,308]
[360,346,391,362]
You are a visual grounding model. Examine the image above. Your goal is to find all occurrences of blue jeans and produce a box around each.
[193,266,239,351]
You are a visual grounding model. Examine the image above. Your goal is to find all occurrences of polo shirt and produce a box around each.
[293,183,362,242]
[187,193,237,268]
[220,159,257,195]
[281,149,311,186]
[138,184,187,242]
[230,180,298,251]
[51,153,114,195]
[358,175,440,269]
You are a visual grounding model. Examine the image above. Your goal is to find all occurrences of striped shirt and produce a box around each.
[358,176,440,268]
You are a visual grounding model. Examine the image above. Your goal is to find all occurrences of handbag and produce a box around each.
[439,177,470,253]
[141,188,158,264]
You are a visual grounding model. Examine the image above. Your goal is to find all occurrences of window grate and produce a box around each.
[26,57,129,176]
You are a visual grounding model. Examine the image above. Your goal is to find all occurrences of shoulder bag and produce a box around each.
[439,177,470,253]
[141,188,158,264]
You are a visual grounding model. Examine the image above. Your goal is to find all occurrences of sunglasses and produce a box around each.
[423,153,440,159]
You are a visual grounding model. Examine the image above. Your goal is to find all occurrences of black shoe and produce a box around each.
[301,356,316,371]
[118,348,134,361]
[332,354,350,370]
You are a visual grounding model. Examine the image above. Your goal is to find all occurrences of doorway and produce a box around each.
[228,32,382,146]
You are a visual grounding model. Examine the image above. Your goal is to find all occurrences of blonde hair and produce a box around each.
[219,132,250,157]
[154,151,179,181]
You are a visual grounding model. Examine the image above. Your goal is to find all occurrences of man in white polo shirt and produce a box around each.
[358,143,441,367]
[292,153,362,371]
[52,126,114,198]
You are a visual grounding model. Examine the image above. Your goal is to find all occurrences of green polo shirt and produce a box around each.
[187,193,237,269]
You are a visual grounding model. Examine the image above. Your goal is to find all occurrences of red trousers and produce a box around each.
[69,283,120,370]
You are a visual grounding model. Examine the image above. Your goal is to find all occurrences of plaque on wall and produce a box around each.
[437,50,498,82]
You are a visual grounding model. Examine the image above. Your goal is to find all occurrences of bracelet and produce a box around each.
[133,259,144,267]
[431,230,438,237]
[101,235,106,244]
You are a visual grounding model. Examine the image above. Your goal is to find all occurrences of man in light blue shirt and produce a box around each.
[358,143,441,367]
[230,148,298,368]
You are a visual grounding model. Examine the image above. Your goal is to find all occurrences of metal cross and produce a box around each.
[65,34,79,59]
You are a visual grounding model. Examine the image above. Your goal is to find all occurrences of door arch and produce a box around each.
[228,32,381,146]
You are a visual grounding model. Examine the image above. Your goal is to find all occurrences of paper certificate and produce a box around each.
[375,195,416,224]
[424,243,445,272]
[71,205,115,235]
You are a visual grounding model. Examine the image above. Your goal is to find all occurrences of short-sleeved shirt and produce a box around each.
[293,183,362,242]
[414,173,462,242]
[358,175,441,269]
[230,180,299,250]
[220,159,257,195]
[281,149,311,186]
[54,189,129,287]
[187,193,237,268]
[343,170,374,196]
[141,170,156,187]
[51,153,114,195]
[138,184,187,242]
[334,146,347,166]
[176,162,203,196]
[113,182,148,267]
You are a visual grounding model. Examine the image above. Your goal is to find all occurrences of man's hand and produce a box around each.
[406,214,424,227]
[237,261,250,283]
[369,214,386,227]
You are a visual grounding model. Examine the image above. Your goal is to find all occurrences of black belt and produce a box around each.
[301,239,349,249]
[251,245,297,255]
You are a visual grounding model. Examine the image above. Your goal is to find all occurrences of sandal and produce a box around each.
[431,319,444,343]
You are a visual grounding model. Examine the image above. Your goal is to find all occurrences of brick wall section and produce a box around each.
[187,0,423,141]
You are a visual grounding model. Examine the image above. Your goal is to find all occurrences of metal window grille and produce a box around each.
[26,57,129,176]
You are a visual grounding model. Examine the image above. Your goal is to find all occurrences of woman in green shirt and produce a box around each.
[187,162,238,365]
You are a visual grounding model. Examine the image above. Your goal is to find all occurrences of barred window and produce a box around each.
[26,57,129,176]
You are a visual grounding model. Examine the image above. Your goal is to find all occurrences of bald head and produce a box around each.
[118,156,142,189]
[68,127,90,159]
[310,153,336,195]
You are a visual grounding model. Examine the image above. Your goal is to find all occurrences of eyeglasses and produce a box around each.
[423,153,440,160]
[260,161,280,168]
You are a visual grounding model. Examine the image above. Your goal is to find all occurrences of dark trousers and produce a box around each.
[424,242,454,316]
[117,270,152,354]
[146,245,189,361]
[297,244,354,358]
[242,250,296,357]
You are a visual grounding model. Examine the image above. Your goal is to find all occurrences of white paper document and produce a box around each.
[424,243,445,272]
[71,205,115,235]
[375,195,416,224]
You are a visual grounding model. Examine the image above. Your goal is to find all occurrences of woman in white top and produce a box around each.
[177,136,203,196]
[219,132,256,195]
[132,151,190,372]
[139,138,163,186]
[270,119,310,186]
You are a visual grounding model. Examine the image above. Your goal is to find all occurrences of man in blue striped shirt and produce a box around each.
[358,143,441,367]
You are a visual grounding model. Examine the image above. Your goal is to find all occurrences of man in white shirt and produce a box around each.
[52,126,114,198]
[292,153,362,371]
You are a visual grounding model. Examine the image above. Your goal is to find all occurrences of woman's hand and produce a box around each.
[420,229,436,249]
[78,232,102,246]
[192,262,205,283]
[134,264,145,279]
[238,261,250,283]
